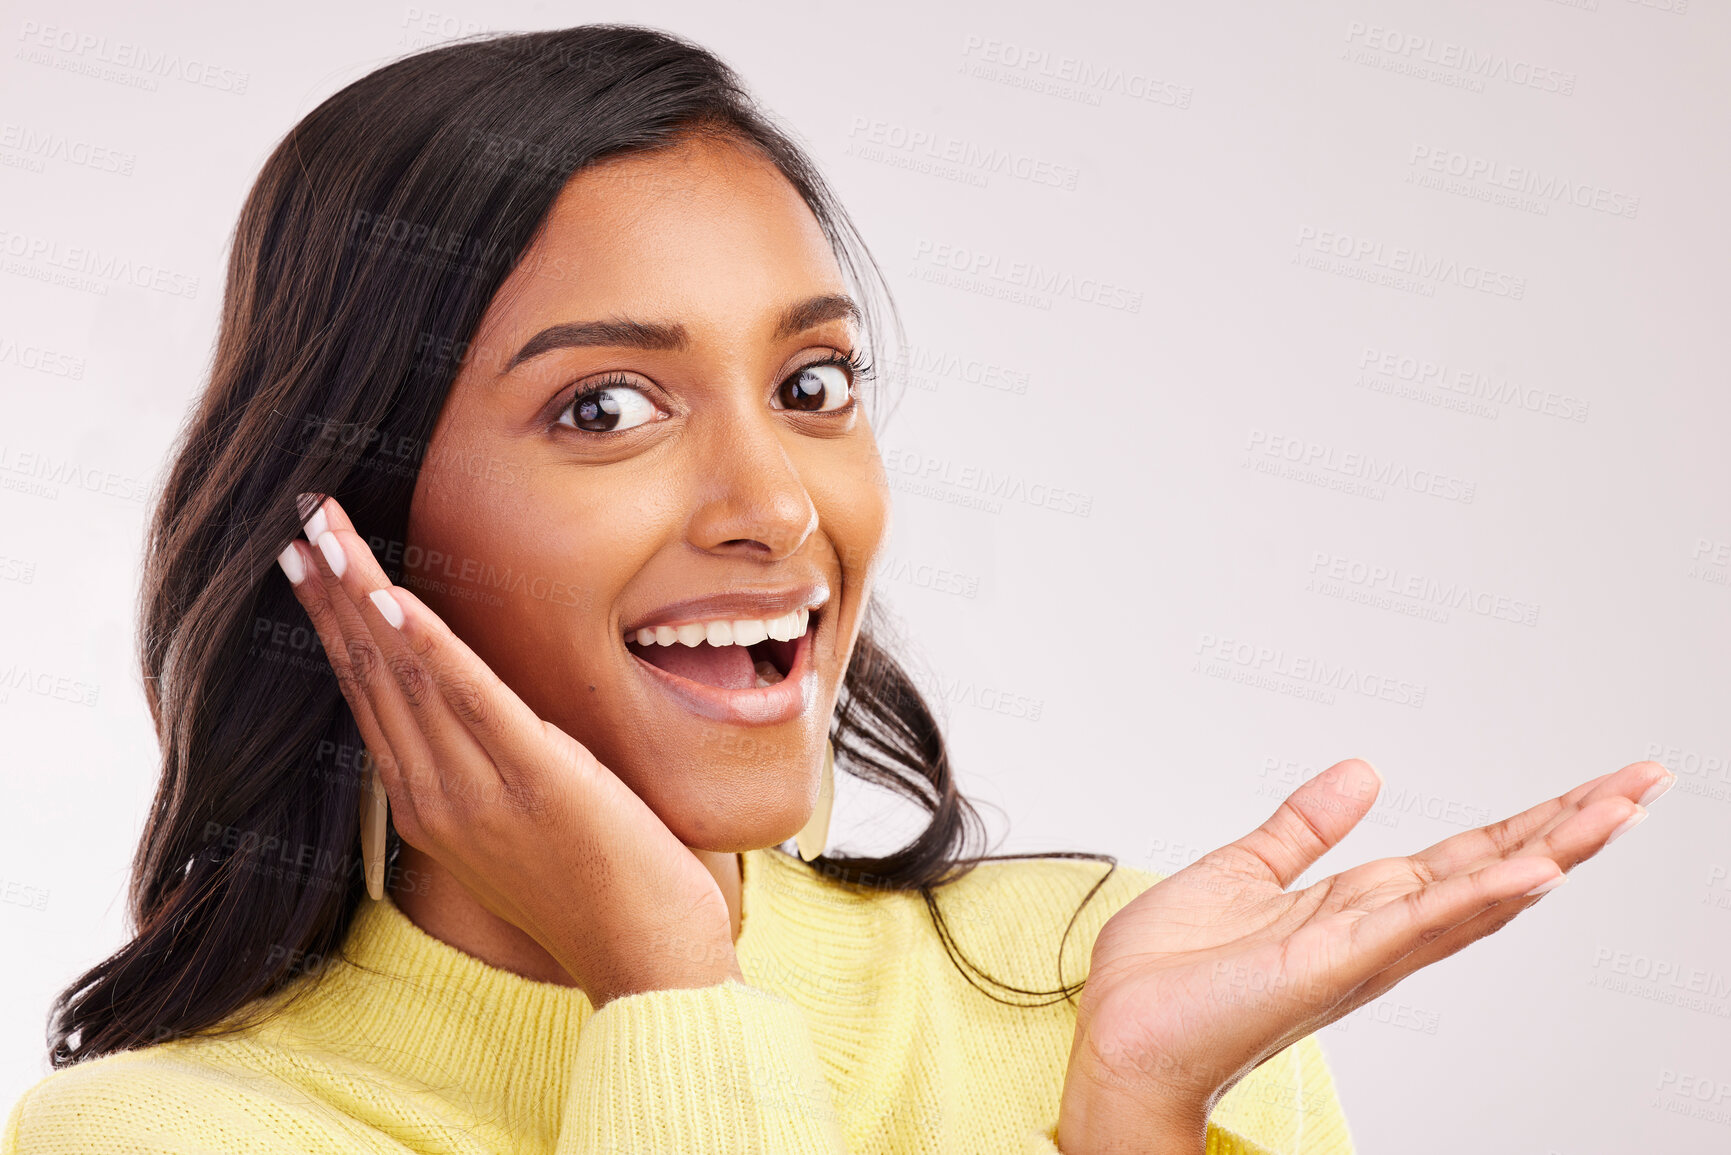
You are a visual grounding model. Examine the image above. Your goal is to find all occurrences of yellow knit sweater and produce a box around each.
[3,846,1356,1154]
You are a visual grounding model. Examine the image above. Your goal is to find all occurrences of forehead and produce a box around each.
[474,134,847,349]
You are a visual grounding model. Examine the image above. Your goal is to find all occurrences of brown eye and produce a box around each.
[557,384,657,432]
[774,363,850,412]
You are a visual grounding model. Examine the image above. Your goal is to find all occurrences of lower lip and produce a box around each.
[627,617,817,726]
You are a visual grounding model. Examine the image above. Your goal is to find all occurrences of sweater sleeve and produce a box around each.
[0,1054,366,1154]
[556,978,846,1154]
[1017,1034,1356,1155]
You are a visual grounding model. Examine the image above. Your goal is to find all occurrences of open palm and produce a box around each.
[1059,757,1669,1140]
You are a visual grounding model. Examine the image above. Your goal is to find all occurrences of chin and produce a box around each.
[640,758,823,854]
[658,803,813,855]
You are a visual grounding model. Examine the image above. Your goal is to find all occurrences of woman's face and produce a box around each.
[403,133,890,853]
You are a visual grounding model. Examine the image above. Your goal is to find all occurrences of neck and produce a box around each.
[388,843,744,988]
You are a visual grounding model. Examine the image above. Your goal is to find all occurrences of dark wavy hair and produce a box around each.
[47,23,1118,1067]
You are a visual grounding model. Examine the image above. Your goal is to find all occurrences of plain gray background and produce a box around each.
[2,1,1727,1151]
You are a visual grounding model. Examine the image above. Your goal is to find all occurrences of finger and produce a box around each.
[1216,758,1383,889]
[1407,760,1671,883]
[1332,794,1648,1006]
[295,506,453,830]
[371,580,588,808]
[1336,853,1563,985]
[311,521,511,817]
[309,497,580,788]
[309,496,558,812]
[278,535,426,837]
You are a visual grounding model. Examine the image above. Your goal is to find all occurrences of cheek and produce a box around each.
[812,440,892,597]
[404,460,652,709]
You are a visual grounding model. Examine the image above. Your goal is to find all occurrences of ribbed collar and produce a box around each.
[247,846,875,1146]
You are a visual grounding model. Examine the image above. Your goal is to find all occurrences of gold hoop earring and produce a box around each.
[796,739,835,862]
[358,748,388,900]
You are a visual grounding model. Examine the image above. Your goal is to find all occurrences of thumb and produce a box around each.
[1218,758,1382,888]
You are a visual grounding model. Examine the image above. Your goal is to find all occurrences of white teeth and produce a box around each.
[628,607,818,648]
[766,608,804,641]
[753,658,785,687]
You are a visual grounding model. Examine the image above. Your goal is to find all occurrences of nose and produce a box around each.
[684,411,818,561]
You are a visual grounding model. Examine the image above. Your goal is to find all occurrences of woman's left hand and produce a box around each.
[1055,756,1671,1154]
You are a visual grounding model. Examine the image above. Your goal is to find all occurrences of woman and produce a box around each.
[3,24,1666,1155]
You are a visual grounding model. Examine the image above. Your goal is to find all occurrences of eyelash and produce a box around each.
[555,346,873,433]
[790,347,874,409]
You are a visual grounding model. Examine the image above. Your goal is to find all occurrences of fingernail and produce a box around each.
[316,530,347,579]
[1636,774,1676,808]
[299,493,330,542]
[276,543,306,585]
[1604,807,1648,847]
[369,588,405,629]
[1523,873,1566,898]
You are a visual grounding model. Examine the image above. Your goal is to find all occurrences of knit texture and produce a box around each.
[4,847,1356,1153]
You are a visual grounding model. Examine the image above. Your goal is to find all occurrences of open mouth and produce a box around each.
[624,607,818,691]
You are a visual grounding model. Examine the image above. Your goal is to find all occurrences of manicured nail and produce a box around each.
[1636,774,1676,807]
[1604,807,1648,847]
[369,588,405,629]
[1523,873,1566,898]
[316,530,347,578]
[299,493,330,542]
[276,543,306,585]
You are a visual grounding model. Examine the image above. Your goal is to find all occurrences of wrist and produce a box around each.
[1057,1073,1208,1155]
[1058,1029,1213,1154]
[1057,1106,1207,1155]
[581,932,742,1009]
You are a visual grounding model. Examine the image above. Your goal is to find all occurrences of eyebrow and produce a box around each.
[505,293,862,372]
